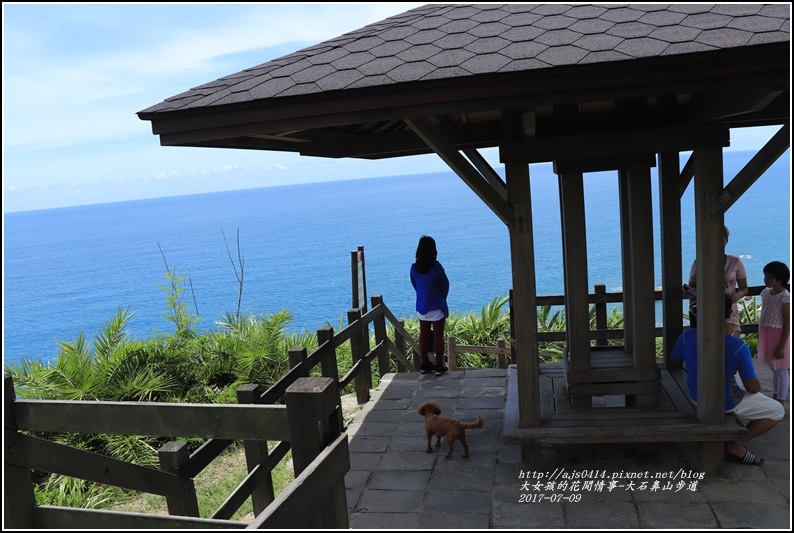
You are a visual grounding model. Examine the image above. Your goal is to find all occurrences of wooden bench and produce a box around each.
[504,363,746,473]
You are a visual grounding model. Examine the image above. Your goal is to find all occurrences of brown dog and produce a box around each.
[417,401,484,458]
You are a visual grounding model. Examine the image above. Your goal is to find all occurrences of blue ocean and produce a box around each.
[3,150,790,367]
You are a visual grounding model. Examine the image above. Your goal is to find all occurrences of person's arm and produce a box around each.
[775,301,790,360]
[733,276,748,302]
[688,260,697,287]
[742,377,762,394]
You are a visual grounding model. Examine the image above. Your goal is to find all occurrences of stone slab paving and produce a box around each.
[345,362,790,529]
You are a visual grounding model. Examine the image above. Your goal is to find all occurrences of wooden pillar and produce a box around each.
[157,442,201,517]
[658,151,684,367]
[692,146,727,476]
[618,172,634,351]
[503,152,540,428]
[622,163,657,406]
[557,169,592,408]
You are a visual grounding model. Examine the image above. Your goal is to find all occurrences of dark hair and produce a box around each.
[414,235,437,274]
[763,261,790,285]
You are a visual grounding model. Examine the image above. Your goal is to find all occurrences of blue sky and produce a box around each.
[2,2,785,213]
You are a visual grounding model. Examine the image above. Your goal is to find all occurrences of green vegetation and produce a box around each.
[5,262,762,516]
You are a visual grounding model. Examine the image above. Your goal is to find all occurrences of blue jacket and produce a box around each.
[410,261,449,318]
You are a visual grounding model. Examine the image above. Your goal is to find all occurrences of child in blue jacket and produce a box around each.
[410,235,450,376]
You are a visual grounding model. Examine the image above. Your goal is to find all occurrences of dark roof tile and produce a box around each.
[140,3,790,114]
[405,28,447,45]
[421,65,472,80]
[396,43,443,61]
[615,36,670,58]
[534,15,578,31]
[601,6,645,23]
[728,15,786,32]
[574,33,624,52]
[459,52,512,73]
[498,57,552,72]
[648,25,702,44]
[428,48,476,68]
[681,12,734,30]
[565,5,609,19]
[537,45,589,66]
[579,49,633,64]
[500,40,549,60]
[536,28,582,46]
[695,27,754,47]
[569,18,616,35]
[638,10,688,26]
[370,40,413,58]
[465,36,510,54]
[607,21,656,38]
[331,51,377,70]
[434,32,479,49]
[712,4,763,16]
[468,21,511,38]
[315,69,365,91]
[387,61,436,82]
[357,55,404,76]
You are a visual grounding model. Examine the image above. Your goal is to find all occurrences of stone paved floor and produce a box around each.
[343,362,790,529]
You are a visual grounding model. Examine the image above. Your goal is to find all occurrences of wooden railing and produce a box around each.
[3,293,421,529]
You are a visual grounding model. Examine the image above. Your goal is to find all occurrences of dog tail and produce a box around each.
[463,415,484,430]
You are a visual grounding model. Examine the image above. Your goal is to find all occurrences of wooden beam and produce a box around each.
[501,126,729,164]
[462,148,507,201]
[718,123,790,214]
[405,117,513,227]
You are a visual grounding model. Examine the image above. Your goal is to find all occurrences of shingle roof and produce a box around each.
[140,3,789,115]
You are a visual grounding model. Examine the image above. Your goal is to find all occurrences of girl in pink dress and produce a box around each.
[757,261,790,404]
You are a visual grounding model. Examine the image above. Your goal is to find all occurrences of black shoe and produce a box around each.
[420,361,434,375]
[434,364,448,376]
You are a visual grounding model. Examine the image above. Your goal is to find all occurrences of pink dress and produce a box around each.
[757,288,791,370]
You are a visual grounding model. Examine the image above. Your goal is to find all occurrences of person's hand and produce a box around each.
[774,346,785,360]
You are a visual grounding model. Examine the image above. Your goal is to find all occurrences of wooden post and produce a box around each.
[371,295,391,376]
[497,337,507,368]
[4,375,36,529]
[288,346,308,372]
[348,308,371,404]
[285,377,348,528]
[557,168,591,408]
[693,145,728,476]
[594,284,608,346]
[316,328,339,383]
[658,151,684,367]
[395,318,407,373]
[157,442,200,517]
[448,335,458,370]
[237,383,275,515]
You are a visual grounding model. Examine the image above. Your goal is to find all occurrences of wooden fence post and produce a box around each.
[157,442,200,517]
[370,295,390,377]
[316,327,339,383]
[497,337,507,368]
[4,375,36,529]
[594,284,608,346]
[236,383,274,515]
[395,318,407,373]
[285,377,349,528]
[448,335,458,370]
[288,346,308,370]
[348,308,371,404]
